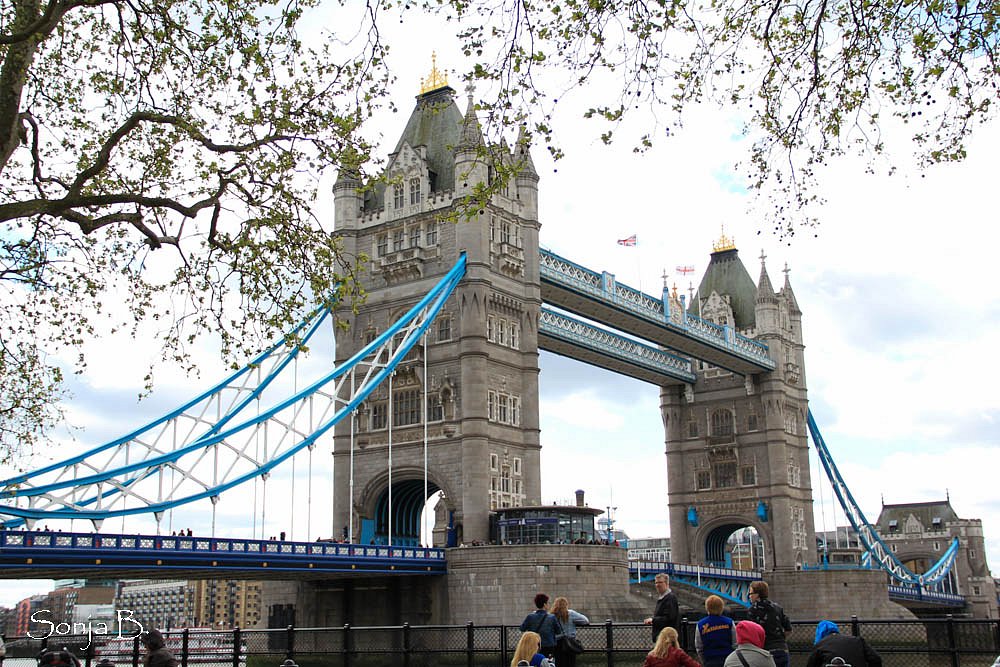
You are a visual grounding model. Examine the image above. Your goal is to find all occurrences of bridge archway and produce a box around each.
[360,468,456,547]
[701,520,770,571]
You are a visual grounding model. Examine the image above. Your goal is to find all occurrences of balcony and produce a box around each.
[378,246,435,284]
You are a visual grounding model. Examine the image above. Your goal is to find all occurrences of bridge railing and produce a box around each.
[0,530,445,562]
[7,617,1000,667]
[538,249,773,366]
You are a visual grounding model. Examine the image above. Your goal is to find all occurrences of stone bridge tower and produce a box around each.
[330,68,542,546]
[662,235,816,569]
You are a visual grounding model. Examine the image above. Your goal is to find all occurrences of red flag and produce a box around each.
[617,234,637,247]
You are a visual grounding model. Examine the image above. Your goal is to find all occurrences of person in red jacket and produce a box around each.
[643,627,700,667]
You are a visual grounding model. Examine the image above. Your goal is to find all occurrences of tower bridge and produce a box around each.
[1,65,995,624]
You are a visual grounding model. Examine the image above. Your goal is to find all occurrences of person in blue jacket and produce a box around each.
[520,593,563,658]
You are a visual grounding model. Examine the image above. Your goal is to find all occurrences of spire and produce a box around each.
[782,262,801,313]
[514,124,538,178]
[456,83,484,151]
[756,249,777,301]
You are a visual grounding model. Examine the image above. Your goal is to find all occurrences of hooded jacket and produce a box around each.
[723,622,776,667]
[141,630,178,667]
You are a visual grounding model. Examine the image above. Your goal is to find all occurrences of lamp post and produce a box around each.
[605,506,617,544]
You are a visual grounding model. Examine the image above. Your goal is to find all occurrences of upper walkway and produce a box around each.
[539,249,776,375]
[0,529,445,579]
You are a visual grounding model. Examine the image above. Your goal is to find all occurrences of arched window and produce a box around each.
[710,409,734,438]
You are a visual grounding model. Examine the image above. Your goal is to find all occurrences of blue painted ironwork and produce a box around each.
[538,248,774,368]
[0,529,445,576]
[538,307,695,383]
[807,410,959,586]
[629,560,758,607]
[0,255,468,526]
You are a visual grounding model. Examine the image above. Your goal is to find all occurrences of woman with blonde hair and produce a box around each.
[550,596,589,667]
[643,627,700,667]
[511,631,552,667]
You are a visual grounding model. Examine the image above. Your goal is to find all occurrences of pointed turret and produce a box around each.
[454,85,488,196]
[781,263,801,314]
[754,250,779,334]
[513,124,539,221]
[514,124,539,179]
[456,92,485,152]
[756,250,777,302]
[333,152,363,229]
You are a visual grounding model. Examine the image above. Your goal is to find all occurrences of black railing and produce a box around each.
[3,616,999,667]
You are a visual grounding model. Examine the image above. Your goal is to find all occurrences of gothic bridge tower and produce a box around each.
[331,64,542,546]
[663,234,816,569]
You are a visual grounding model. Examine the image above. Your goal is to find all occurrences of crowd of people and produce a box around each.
[513,575,883,667]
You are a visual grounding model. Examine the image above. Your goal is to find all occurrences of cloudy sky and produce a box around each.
[2,5,998,608]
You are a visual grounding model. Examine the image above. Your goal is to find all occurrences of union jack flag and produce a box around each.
[617,234,637,247]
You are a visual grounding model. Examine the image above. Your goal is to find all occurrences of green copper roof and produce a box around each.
[689,248,758,329]
[364,86,464,212]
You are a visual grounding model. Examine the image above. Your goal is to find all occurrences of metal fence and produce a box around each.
[4,617,1000,667]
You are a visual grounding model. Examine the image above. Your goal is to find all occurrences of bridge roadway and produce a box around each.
[539,249,776,376]
[629,560,966,610]
[0,530,445,579]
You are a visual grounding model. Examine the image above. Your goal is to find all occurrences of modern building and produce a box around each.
[116,579,262,630]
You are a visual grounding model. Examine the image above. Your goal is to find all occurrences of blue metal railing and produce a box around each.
[538,248,773,368]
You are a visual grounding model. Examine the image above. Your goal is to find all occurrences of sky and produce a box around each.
[1,4,998,607]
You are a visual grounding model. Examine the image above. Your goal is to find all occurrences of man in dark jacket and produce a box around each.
[644,573,680,643]
[746,580,792,667]
[806,621,883,667]
[520,593,563,658]
[141,629,178,667]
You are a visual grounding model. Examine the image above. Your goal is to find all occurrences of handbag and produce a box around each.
[557,636,584,655]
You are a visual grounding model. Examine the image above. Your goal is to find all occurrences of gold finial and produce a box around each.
[713,225,737,253]
[671,283,679,299]
[419,52,449,94]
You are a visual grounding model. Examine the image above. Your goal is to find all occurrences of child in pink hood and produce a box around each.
[723,621,777,667]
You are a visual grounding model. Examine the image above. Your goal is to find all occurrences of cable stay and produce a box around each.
[807,410,959,586]
[0,254,467,528]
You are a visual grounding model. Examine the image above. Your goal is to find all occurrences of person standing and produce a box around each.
[644,573,680,643]
[141,630,178,667]
[746,580,792,667]
[520,593,563,659]
[805,621,883,667]
[723,621,777,667]
[551,596,589,667]
[642,627,700,667]
[696,595,737,667]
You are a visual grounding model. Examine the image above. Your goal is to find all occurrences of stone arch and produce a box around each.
[699,516,773,570]
[359,466,457,545]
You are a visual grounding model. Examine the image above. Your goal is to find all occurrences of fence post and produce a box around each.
[232,627,242,667]
[84,637,96,667]
[402,622,411,667]
[343,624,352,667]
[605,619,614,667]
[500,624,509,667]
[679,617,688,651]
[946,614,959,667]
[181,628,189,667]
[132,634,140,667]
[994,618,1000,656]
[850,616,860,637]
[285,625,295,660]
[466,621,474,667]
